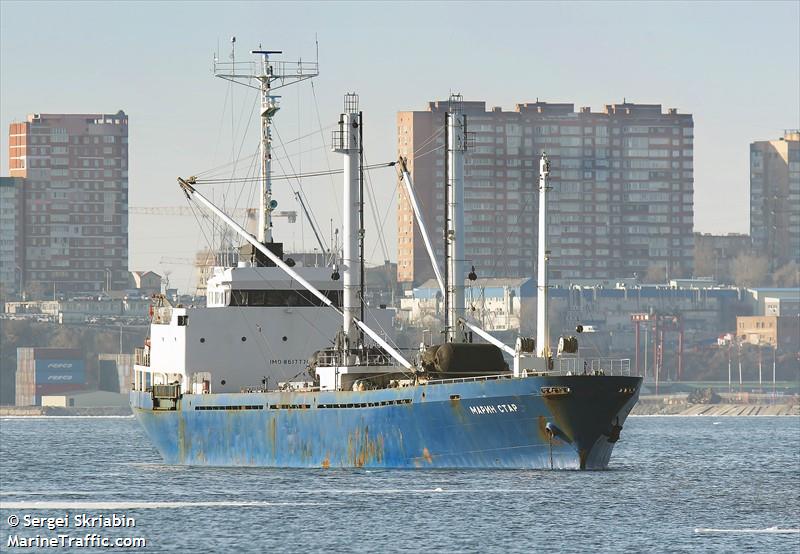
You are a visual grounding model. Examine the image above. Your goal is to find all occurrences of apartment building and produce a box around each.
[397,101,694,285]
[749,130,800,270]
[0,177,25,295]
[8,112,128,296]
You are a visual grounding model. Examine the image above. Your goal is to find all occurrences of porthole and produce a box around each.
[221,379,226,386]
[282,336,288,342]
[200,338,205,343]
[241,336,247,342]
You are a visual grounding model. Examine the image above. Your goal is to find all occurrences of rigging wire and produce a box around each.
[194,149,258,178]
[228,137,260,238]
[412,126,445,157]
[310,80,342,225]
[369,174,399,262]
[223,90,260,207]
[192,161,396,184]
[193,143,333,180]
[362,151,390,263]
[209,80,231,173]
[413,143,445,161]
[272,124,329,252]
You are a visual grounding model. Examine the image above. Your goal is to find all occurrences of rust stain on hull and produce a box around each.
[267,417,277,461]
[347,426,385,467]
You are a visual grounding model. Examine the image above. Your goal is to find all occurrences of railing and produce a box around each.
[152,384,180,399]
[424,358,632,385]
[331,129,351,151]
[556,357,631,376]
[314,349,393,368]
[134,347,150,367]
[425,374,513,385]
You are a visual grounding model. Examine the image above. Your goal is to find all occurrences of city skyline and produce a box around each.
[1,1,798,289]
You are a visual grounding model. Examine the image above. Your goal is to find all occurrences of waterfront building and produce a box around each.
[736,315,799,349]
[400,279,746,354]
[749,131,800,270]
[8,112,129,296]
[397,101,694,285]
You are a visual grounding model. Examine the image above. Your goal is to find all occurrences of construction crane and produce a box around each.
[130,206,297,223]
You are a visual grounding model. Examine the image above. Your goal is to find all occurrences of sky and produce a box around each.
[1,1,798,292]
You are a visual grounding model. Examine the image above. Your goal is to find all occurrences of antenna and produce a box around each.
[213,42,319,245]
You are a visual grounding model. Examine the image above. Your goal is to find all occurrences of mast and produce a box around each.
[537,152,552,358]
[213,43,319,245]
[254,50,278,243]
[446,95,466,343]
[333,93,362,343]
[359,109,365,325]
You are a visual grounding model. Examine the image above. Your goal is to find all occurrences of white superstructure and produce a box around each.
[135,265,394,394]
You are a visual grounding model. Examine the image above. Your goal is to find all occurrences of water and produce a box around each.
[1,416,798,552]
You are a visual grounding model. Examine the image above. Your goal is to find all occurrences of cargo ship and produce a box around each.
[131,47,641,469]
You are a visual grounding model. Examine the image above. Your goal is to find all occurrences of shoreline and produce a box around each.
[631,399,798,416]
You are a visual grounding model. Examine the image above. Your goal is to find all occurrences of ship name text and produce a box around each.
[469,403,518,415]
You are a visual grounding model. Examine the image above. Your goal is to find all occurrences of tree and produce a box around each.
[772,262,800,288]
[25,282,47,301]
[642,264,667,284]
[730,253,770,287]
[693,239,716,278]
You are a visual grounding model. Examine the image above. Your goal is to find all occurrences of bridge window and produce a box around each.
[229,289,342,308]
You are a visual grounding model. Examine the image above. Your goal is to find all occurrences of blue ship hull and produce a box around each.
[131,375,641,469]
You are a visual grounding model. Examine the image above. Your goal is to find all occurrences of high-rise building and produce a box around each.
[8,112,128,296]
[0,177,25,296]
[397,101,694,285]
[749,131,800,271]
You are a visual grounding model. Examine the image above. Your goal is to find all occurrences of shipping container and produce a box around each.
[31,348,82,360]
[36,383,87,394]
[15,348,86,405]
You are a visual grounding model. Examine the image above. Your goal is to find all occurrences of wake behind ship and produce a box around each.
[131,47,642,470]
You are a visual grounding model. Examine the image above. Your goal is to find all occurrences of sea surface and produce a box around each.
[1,416,798,553]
